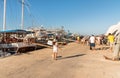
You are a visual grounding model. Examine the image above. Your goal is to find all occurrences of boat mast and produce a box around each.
[3,0,6,31]
[21,0,24,29]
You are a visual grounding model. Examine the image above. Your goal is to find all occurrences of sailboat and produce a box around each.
[1,0,36,57]
[3,0,25,31]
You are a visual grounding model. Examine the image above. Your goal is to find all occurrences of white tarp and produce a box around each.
[105,22,120,36]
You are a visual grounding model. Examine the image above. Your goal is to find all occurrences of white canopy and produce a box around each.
[105,22,120,36]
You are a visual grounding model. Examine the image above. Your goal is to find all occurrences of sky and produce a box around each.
[0,0,120,35]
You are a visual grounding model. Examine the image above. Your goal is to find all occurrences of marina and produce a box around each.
[0,0,120,78]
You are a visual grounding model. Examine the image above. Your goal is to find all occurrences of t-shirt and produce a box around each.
[108,35,114,43]
[89,36,95,43]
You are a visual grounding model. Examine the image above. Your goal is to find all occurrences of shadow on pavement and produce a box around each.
[95,46,110,50]
[58,54,86,60]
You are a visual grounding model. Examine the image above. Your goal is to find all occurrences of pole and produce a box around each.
[21,0,24,29]
[3,0,6,31]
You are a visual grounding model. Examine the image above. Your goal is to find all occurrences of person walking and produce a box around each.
[89,35,96,50]
[104,33,120,61]
[107,33,115,52]
[76,36,80,44]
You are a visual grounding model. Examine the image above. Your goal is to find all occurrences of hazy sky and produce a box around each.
[0,0,120,35]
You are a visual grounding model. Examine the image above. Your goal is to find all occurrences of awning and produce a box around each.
[0,29,34,34]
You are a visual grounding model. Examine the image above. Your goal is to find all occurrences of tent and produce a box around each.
[105,22,120,36]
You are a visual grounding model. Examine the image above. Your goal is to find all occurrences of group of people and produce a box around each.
[51,32,120,61]
[76,35,105,50]
[76,33,120,61]
[84,33,120,61]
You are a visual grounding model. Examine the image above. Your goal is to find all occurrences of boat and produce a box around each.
[0,0,36,57]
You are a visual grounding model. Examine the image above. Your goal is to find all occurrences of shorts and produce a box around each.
[90,43,95,47]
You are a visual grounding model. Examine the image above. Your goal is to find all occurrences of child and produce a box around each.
[52,40,58,60]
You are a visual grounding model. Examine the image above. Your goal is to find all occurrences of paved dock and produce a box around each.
[0,42,120,78]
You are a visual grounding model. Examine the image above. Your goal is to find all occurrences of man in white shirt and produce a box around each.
[89,35,96,50]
